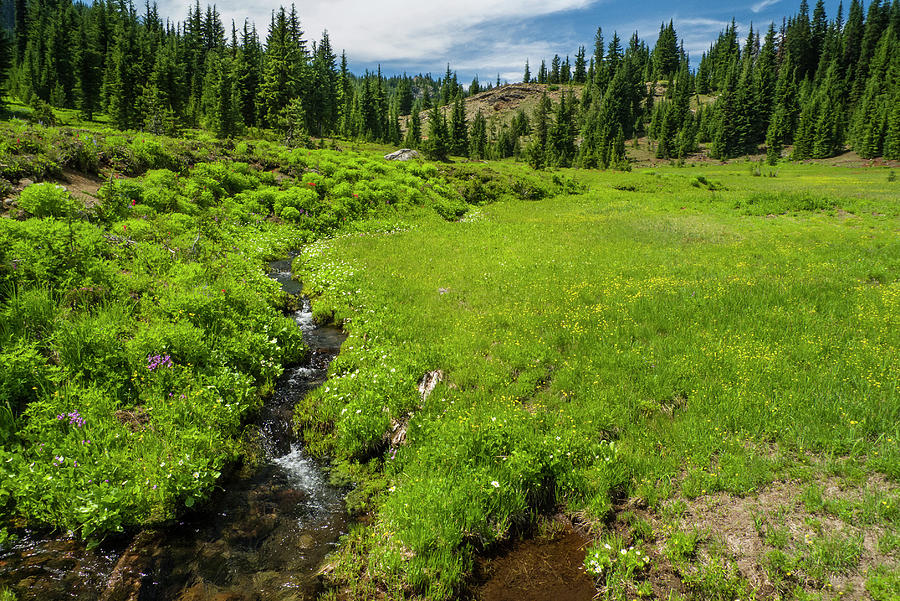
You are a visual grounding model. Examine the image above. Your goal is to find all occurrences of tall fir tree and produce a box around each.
[449,94,468,156]
[469,110,488,159]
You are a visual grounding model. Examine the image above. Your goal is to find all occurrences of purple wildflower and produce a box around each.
[57,411,85,428]
[147,353,174,371]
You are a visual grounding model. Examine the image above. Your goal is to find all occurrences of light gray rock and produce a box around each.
[384,149,420,161]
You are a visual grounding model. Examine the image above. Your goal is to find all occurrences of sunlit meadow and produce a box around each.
[295,162,899,598]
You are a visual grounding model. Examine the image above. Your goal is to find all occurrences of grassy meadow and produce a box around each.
[0,107,897,600]
[294,162,899,599]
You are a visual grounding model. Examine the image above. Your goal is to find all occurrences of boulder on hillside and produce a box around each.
[384,149,420,161]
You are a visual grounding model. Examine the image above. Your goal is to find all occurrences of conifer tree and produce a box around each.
[424,103,449,160]
[561,56,571,84]
[469,110,488,159]
[0,29,11,107]
[811,65,845,157]
[204,52,240,138]
[235,21,262,127]
[574,46,587,83]
[527,92,551,169]
[74,12,102,120]
[652,20,679,80]
[550,55,561,84]
[523,60,531,83]
[258,7,304,129]
[449,94,468,156]
[884,98,900,159]
[404,105,422,148]
[139,34,182,134]
[469,75,481,95]
[537,59,548,84]
[307,30,339,136]
[711,64,744,159]
[553,91,578,165]
[107,8,142,129]
[397,75,413,115]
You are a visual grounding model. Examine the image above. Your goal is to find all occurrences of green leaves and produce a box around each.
[17,184,76,219]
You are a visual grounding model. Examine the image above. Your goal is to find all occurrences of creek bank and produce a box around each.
[0,257,348,601]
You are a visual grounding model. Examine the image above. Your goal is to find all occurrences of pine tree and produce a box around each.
[766,106,787,164]
[574,46,587,83]
[469,75,481,95]
[884,97,900,159]
[811,65,845,157]
[710,64,744,159]
[258,7,304,129]
[74,11,102,120]
[139,34,182,135]
[550,55,561,84]
[403,105,422,148]
[107,8,142,130]
[527,92,551,169]
[793,82,818,158]
[424,103,449,160]
[561,56,571,84]
[235,21,262,127]
[523,60,531,83]
[449,94,468,156]
[652,20,679,80]
[388,103,401,145]
[548,92,576,166]
[210,53,240,138]
[537,59,548,84]
[469,110,488,159]
[307,30,339,136]
[0,28,11,108]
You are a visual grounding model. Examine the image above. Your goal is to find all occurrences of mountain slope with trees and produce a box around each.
[1,0,898,164]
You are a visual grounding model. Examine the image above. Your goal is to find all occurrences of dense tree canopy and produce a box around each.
[1,0,897,161]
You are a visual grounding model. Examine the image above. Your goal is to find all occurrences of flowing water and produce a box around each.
[0,258,347,600]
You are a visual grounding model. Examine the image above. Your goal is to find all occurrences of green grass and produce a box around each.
[2,124,554,542]
[2,114,897,596]
[295,162,899,596]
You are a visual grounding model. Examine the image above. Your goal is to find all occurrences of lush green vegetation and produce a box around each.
[0,121,569,543]
[294,162,899,598]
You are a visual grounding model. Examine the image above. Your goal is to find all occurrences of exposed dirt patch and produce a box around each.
[646,474,899,600]
[473,517,595,601]
[57,168,106,207]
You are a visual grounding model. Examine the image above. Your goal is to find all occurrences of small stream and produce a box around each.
[0,258,347,600]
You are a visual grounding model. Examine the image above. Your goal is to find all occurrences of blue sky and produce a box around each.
[156,0,847,81]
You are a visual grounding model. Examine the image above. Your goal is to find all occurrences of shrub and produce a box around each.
[274,186,319,221]
[29,99,57,126]
[17,183,76,218]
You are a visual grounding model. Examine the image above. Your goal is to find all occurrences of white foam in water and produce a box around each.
[288,366,319,381]
[293,307,316,332]
[272,445,338,515]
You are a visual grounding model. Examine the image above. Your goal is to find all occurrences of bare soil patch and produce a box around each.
[646,474,899,600]
[57,168,106,207]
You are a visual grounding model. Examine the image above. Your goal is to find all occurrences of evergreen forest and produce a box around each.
[1,0,899,164]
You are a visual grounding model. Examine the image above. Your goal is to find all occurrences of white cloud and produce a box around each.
[751,0,781,13]
[159,0,596,63]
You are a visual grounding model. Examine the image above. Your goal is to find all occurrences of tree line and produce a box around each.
[0,0,897,164]
[517,0,899,166]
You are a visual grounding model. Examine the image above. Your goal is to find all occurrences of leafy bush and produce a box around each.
[274,186,319,221]
[17,183,76,218]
